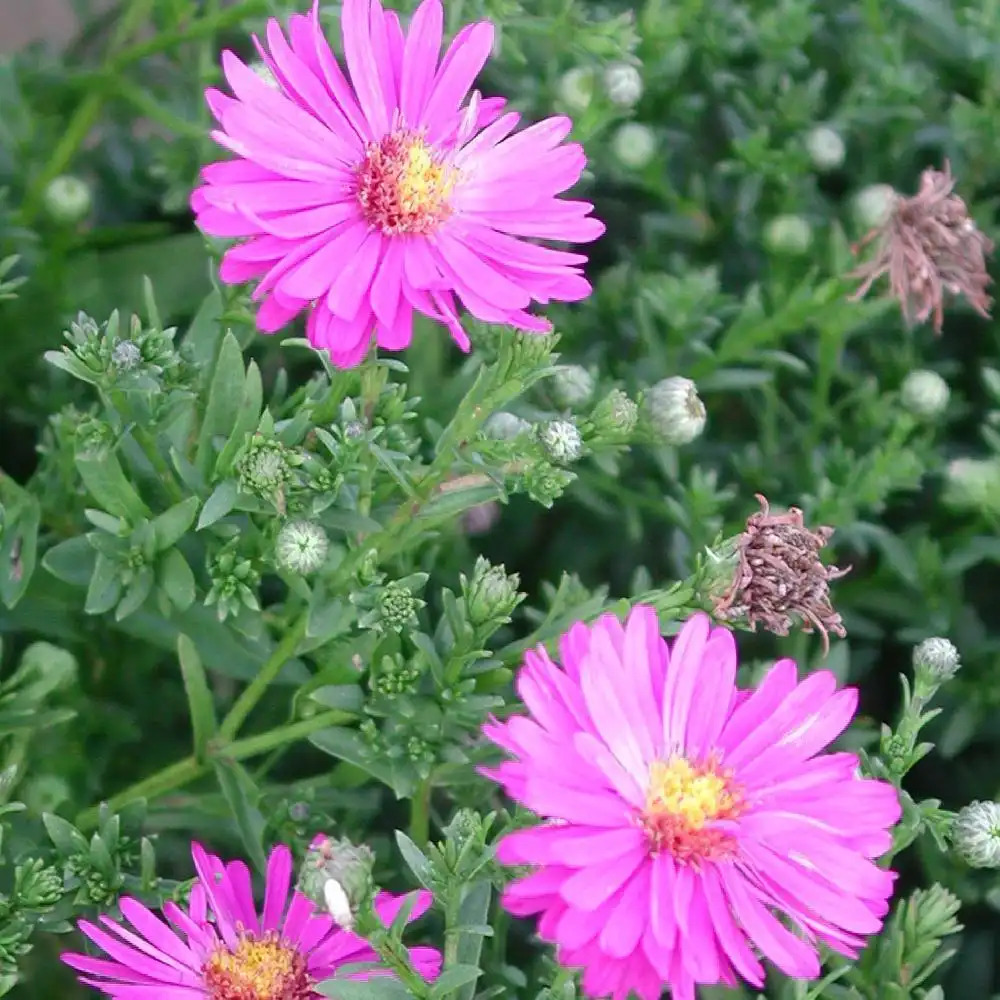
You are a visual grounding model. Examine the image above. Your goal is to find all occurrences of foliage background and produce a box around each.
[2,0,1000,997]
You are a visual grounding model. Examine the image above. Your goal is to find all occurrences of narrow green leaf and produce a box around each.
[429,965,482,1000]
[177,635,218,762]
[198,480,239,529]
[115,567,155,620]
[159,549,196,611]
[151,497,200,551]
[308,685,365,713]
[75,450,150,521]
[43,350,100,385]
[42,536,97,587]
[184,289,224,375]
[0,476,39,609]
[215,360,264,478]
[453,880,492,1000]
[212,757,267,872]
[197,331,248,476]
[394,831,434,889]
[316,978,412,1000]
[85,553,122,615]
[43,813,89,856]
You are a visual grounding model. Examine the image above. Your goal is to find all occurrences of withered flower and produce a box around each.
[713,495,849,653]
[849,162,993,334]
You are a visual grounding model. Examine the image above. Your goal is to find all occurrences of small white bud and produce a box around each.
[913,637,961,683]
[43,175,92,225]
[557,67,595,112]
[954,801,1000,868]
[900,370,950,419]
[853,183,896,230]
[612,122,656,169]
[645,377,706,446]
[484,411,531,440]
[323,878,354,929]
[763,214,813,256]
[275,520,329,575]
[550,365,595,409]
[603,62,643,107]
[805,125,846,172]
[537,419,584,464]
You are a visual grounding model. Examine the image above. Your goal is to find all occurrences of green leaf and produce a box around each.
[212,757,267,872]
[43,349,100,385]
[85,553,122,614]
[43,536,97,586]
[0,474,39,609]
[310,727,403,792]
[198,480,239,530]
[177,635,218,762]
[151,497,200,551]
[308,685,365,712]
[115,567,155,620]
[394,830,434,889]
[316,978,412,1000]
[197,331,248,477]
[429,965,482,1000]
[159,549,196,611]
[184,288,224,374]
[452,881,492,1000]
[417,483,503,522]
[43,813,89,856]
[215,360,264,478]
[75,450,150,521]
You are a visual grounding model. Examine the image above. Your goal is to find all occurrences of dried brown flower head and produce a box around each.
[713,495,849,653]
[849,162,994,334]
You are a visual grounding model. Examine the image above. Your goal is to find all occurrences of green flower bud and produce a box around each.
[205,543,261,622]
[463,556,522,627]
[111,340,143,371]
[853,183,896,230]
[43,175,92,225]
[15,860,63,909]
[297,835,374,930]
[944,457,1000,517]
[763,213,813,256]
[805,125,846,171]
[537,419,583,464]
[522,463,575,508]
[913,636,961,684]
[644,376,706,445]
[236,435,295,501]
[550,365,595,409]
[275,520,329,575]
[591,388,639,436]
[612,122,656,169]
[356,576,428,633]
[900,370,950,419]
[604,62,643,107]
[953,801,1000,868]
[484,411,530,440]
[557,67,595,111]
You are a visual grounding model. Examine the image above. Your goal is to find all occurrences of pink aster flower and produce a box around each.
[482,607,901,1000]
[61,841,441,998]
[191,0,604,368]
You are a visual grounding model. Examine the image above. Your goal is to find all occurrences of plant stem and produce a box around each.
[218,616,308,740]
[227,710,344,760]
[77,756,201,829]
[409,778,432,845]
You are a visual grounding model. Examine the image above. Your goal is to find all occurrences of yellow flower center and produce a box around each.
[640,755,744,865]
[357,130,457,236]
[202,933,313,1000]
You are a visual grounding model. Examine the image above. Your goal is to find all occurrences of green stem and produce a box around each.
[227,710,344,760]
[77,756,201,830]
[218,616,308,740]
[408,778,432,845]
[20,0,156,224]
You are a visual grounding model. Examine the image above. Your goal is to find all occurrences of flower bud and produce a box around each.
[953,801,1000,868]
[763,214,813,256]
[275,520,329,575]
[944,457,1000,516]
[852,183,896,230]
[297,835,375,928]
[537,419,583,464]
[913,636,961,684]
[644,376,706,445]
[591,388,639,436]
[603,62,643,107]
[900,369,949,419]
[237,435,295,500]
[550,365,595,409]
[805,125,846,172]
[111,340,143,371]
[43,174,92,225]
[557,67,595,111]
[484,411,531,440]
[612,122,656,169]
[463,556,522,627]
[359,577,426,633]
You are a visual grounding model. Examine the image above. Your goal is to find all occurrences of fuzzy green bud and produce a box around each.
[484,411,531,440]
[557,67,595,111]
[805,125,846,171]
[237,436,295,500]
[591,388,639,436]
[900,370,950,419]
[463,556,522,627]
[537,419,583,464]
[944,457,1000,516]
[604,62,643,107]
[644,376,706,445]
[612,122,656,169]
[297,835,374,929]
[913,637,961,684]
[355,576,428,633]
[275,520,329,575]
[43,174,93,225]
[853,183,896,230]
[763,214,813,256]
[953,801,1000,868]
[550,365,595,409]
[111,340,143,371]
[522,463,575,508]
